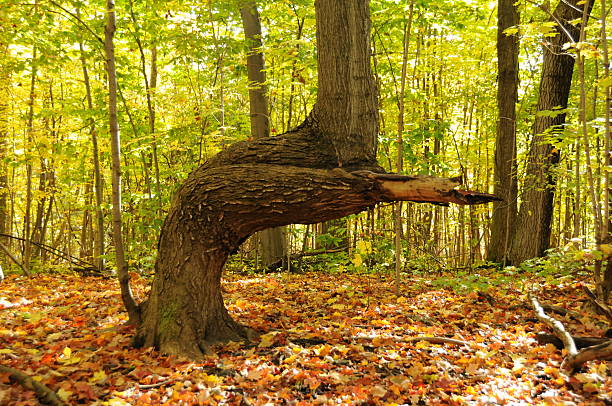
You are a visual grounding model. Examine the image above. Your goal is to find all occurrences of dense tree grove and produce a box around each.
[1,0,608,275]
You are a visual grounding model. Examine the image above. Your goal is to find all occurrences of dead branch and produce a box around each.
[563,340,612,373]
[535,333,610,349]
[137,378,176,389]
[528,290,578,357]
[356,335,470,347]
[0,242,30,277]
[0,365,67,406]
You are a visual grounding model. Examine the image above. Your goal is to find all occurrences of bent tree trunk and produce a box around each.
[134,0,498,358]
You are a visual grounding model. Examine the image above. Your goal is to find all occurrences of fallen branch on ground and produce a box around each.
[563,339,612,373]
[529,290,578,357]
[0,365,67,406]
[356,335,470,347]
[535,333,610,349]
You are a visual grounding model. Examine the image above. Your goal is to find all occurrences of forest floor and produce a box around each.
[1,269,611,405]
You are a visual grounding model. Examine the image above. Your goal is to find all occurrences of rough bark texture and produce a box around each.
[488,0,519,263]
[509,0,590,264]
[134,0,497,358]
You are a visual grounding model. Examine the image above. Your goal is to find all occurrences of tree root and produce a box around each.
[0,365,67,406]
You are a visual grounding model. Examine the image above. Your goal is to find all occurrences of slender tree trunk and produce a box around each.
[79,36,106,274]
[0,43,9,259]
[240,1,287,269]
[105,0,140,323]
[509,0,590,264]
[23,46,37,270]
[394,0,414,293]
[488,0,519,264]
[599,0,612,298]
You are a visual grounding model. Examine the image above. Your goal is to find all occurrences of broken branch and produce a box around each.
[0,365,67,406]
[528,290,578,359]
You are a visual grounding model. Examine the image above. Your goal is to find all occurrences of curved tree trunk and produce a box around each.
[134,0,498,358]
[509,0,591,264]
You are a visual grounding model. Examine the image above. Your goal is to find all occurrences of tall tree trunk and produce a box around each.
[105,0,140,323]
[0,43,9,258]
[488,0,519,264]
[79,34,106,274]
[509,0,591,264]
[240,1,287,269]
[23,46,37,270]
[134,0,498,359]
[599,0,612,298]
[394,0,415,293]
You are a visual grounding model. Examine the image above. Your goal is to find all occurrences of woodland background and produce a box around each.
[0,0,609,278]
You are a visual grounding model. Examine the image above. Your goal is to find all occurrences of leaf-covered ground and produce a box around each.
[1,270,611,405]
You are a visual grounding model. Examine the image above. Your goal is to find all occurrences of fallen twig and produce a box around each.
[529,290,578,357]
[356,335,470,347]
[0,365,67,406]
[137,378,176,389]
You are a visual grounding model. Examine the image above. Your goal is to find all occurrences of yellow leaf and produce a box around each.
[600,244,612,256]
[104,398,131,406]
[57,388,73,402]
[356,240,367,253]
[0,349,13,354]
[352,253,363,267]
[90,370,107,384]
[258,332,279,348]
[371,385,387,397]
[62,347,72,358]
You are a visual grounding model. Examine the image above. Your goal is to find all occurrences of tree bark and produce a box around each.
[105,0,140,323]
[509,0,591,264]
[240,1,286,268]
[134,0,497,358]
[0,43,9,259]
[488,0,519,263]
[79,31,105,274]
